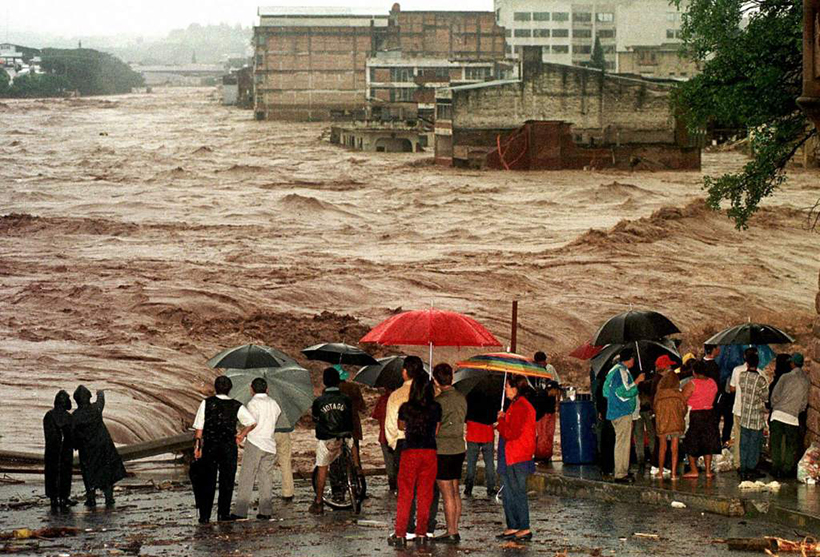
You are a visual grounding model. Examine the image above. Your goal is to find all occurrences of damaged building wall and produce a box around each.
[389,10,507,59]
[452,47,676,144]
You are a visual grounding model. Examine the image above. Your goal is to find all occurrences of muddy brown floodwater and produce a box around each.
[0,87,818,460]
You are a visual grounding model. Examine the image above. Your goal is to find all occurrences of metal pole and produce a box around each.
[510,300,518,353]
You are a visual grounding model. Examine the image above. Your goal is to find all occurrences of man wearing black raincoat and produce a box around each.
[43,390,76,510]
[72,385,127,507]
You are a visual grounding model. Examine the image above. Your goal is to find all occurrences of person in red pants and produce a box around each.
[388,373,442,549]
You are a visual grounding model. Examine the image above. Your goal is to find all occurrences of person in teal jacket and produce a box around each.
[603,348,645,483]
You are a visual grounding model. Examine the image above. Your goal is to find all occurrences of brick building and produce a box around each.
[434,45,701,169]
[253,4,508,121]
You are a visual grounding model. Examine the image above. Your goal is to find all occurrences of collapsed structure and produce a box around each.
[434,46,701,170]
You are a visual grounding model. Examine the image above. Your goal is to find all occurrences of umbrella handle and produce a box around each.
[429,342,433,376]
[500,371,507,410]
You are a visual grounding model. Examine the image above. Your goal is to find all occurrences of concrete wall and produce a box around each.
[618,47,698,79]
[451,54,676,144]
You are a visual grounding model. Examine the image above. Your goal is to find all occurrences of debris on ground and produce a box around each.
[737,481,781,492]
[633,533,660,540]
[670,501,687,509]
[722,537,820,554]
[0,475,24,485]
[797,443,820,485]
[0,527,80,540]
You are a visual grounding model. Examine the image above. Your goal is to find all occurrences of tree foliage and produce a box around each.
[672,0,815,228]
[0,49,143,98]
[589,37,606,72]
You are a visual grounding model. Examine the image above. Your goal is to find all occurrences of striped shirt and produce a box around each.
[738,370,768,430]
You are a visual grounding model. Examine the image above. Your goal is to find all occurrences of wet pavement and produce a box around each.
[0,472,813,557]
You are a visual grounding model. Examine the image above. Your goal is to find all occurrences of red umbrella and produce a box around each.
[568,340,604,360]
[360,308,501,368]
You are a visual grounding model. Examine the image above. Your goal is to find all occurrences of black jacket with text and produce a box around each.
[312,387,353,440]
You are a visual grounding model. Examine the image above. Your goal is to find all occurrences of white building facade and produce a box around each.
[494,0,687,72]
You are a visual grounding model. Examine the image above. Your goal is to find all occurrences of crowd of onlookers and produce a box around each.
[593,345,810,482]
[42,343,810,547]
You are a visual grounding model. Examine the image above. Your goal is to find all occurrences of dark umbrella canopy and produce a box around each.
[207,343,295,370]
[354,356,428,391]
[592,310,680,346]
[590,339,681,376]
[704,323,794,346]
[453,367,505,400]
[302,343,378,366]
[225,365,313,430]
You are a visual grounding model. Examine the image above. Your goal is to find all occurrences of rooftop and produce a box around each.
[258,6,387,17]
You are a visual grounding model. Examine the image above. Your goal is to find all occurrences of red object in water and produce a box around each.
[568,340,604,360]
[360,308,501,348]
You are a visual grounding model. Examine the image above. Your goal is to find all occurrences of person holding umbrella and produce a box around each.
[232,378,282,520]
[496,374,537,542]
[603,348,645,483]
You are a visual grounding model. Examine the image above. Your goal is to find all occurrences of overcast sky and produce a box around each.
[2,0,494,37]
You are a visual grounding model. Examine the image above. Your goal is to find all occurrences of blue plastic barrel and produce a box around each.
[559,399,597,464]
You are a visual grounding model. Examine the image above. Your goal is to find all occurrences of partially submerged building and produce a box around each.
[253,4,509,121]
[434,46,701,169]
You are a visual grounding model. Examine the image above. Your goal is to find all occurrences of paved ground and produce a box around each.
[0,471,812,557]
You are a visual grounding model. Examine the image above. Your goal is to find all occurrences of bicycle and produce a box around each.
[311,436,365,514]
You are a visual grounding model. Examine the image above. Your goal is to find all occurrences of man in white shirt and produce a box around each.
[728,348,758,470]
[233,378,282,519]
[193,375,256,523]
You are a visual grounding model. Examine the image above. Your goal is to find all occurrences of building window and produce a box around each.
[256,54,263,66]
[573,29,592,38]
[513,12,531,21]
[506,45,512,54]
[436,103,452,120]
[603,45,615,54]
[604,61,615,70]
[552,28,569,38]
[596,12,614,22]
[552,12,569,21]
[514,29,532,37]
[533,29,551,37]
[552,45,569,53]
[390,68,414,82]
[505,29,512,37]
[533,12,550,21]
[575,45,591,54]
[666,12,681,22]
[391,87,415,102]
[597,29,615,38]
[666,29,683,39]
[465,67,492,80]
[496,8,501,22]
[573,12,591,22]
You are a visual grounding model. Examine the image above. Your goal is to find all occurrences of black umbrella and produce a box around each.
[704,323,794,346]
[207,343,296,370]
[590,339,681,377]
[302,342,378,366]
[354,356,428,390]
[592,310,680,346]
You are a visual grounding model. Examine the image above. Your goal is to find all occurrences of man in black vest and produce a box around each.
[193,375,256,523]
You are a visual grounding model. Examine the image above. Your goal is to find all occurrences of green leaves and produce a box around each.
[671,0,811,229]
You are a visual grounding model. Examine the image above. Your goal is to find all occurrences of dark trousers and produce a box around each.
[770,420,800,477]
[395,442,439,534]
[465,441,496,493]
[718,392,735,444]
[739,427,763,473]
[598,419,615,475]
[381,443,398,490]
[200,444,238,522]
[500,462,531,531]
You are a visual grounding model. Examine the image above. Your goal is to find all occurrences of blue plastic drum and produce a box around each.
[559,399,597,464]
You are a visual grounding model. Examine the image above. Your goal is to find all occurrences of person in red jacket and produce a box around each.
[495,374,536,543]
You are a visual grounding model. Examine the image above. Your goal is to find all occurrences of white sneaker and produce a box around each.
[406,533,416,540]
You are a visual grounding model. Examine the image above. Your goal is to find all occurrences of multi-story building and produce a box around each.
[617,43,699,79]
[494,0,688,73]
[253,4,508,121]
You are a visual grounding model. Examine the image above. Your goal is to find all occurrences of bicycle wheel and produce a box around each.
[312,463,354,510]
[346,458,363,515]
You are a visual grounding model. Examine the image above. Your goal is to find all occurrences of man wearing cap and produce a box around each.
[769,353,810,478]
[604,348,645,483]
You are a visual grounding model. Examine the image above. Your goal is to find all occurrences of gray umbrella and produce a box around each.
[225,365,314,430]
[354,356,429,390]
[207,343,296,370]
